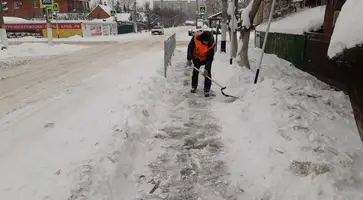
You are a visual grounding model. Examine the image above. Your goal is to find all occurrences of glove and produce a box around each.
[186,60,192,66]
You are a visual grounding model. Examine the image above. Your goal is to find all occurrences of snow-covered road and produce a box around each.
[0,28,189,200]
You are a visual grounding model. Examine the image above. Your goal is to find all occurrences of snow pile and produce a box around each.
[4,16,29,23]
[256,6,326,35]
[241,0,253,29]
[66,34,83,41]
[0,43,86,62]
[328,0,363,58]
[208,48,363,199]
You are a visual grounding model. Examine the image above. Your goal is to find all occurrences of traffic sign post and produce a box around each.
[45,5,53,46]
[40,0,54,8]
[198,5,206,14]
[53,3,59,12]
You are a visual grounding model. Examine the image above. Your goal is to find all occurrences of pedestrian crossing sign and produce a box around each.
[198,6,206,14]
[53,3,59,12]
[40,0,54,8]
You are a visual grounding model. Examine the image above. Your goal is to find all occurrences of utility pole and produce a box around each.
[195,0,198,29]
[221,0,227,52]
[133,0,137,32]
[0,0,8,48]
[45,7,53,46]
[230,0,238,64]
[161,0,164,26]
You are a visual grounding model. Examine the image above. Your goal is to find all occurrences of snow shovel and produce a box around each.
[192,66,238,100]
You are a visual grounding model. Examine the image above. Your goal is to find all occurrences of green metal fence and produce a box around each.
[255,31,305,69]
[117,23,134,34]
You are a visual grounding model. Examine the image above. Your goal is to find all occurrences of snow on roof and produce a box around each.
[328,0,363,58]
[256,5,326,35]
[98,4,112,15]
[116,13,131,21]
[208,12,221,19]
[4,17,29,23]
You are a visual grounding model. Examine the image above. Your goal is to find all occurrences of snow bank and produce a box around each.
[256,6,326,35]
[328,0,363,58]
[4,16,29,23]
[0,43,86,62]
[209,48,363,199]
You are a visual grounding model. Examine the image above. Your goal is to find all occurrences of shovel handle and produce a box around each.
[192,66,224,88]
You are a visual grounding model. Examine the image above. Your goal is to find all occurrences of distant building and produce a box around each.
[153,0,205,17]
[88,4,114,19]
[4,0,90,19]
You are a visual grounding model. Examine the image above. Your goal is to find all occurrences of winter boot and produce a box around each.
[204,91,210,97]
[190,88,197,93]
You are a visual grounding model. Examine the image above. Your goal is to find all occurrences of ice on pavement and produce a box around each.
[0,27,362,200]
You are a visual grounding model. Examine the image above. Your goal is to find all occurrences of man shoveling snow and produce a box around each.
[186,30,216,97]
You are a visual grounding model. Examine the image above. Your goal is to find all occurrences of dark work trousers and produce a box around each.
[192,59,212,92]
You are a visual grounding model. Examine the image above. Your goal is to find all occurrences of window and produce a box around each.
[13,1,20,9]
[32,0,38,8]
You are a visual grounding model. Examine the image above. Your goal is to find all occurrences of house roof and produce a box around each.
[88,4,113,17]
[98,5,112,15]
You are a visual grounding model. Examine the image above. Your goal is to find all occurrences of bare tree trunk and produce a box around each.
[230,0,238,64]
[239,0,263,69]
[221,0,228,52]
[240,30,251,68]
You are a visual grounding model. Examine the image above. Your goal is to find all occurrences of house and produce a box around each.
[87,4,114,19]
[4,0,90,19]
[153,0,196,16]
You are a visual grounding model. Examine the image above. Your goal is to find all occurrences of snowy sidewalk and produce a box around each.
[133,50,240,199]
[131,45,363,199]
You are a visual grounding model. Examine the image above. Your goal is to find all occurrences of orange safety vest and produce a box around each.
[193,32,216,61]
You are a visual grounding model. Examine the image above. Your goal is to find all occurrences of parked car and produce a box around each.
[151,26,164,35]
[188,28,203,36]
[0,43,6,50]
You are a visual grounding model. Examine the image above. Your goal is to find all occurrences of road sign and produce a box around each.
[40,0,54,8]
[198,6,206,14]
[46,7,53,22]
[110,10,116,16]
[53,3,59,12]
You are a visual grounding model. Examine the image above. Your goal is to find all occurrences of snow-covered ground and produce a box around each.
[1,28,362,200]
[0,43,87,66]
[328,0,363,58]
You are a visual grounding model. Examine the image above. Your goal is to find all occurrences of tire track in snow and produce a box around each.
[137,56,240,200]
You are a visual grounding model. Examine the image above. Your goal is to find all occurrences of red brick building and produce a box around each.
[5,0,91,19]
